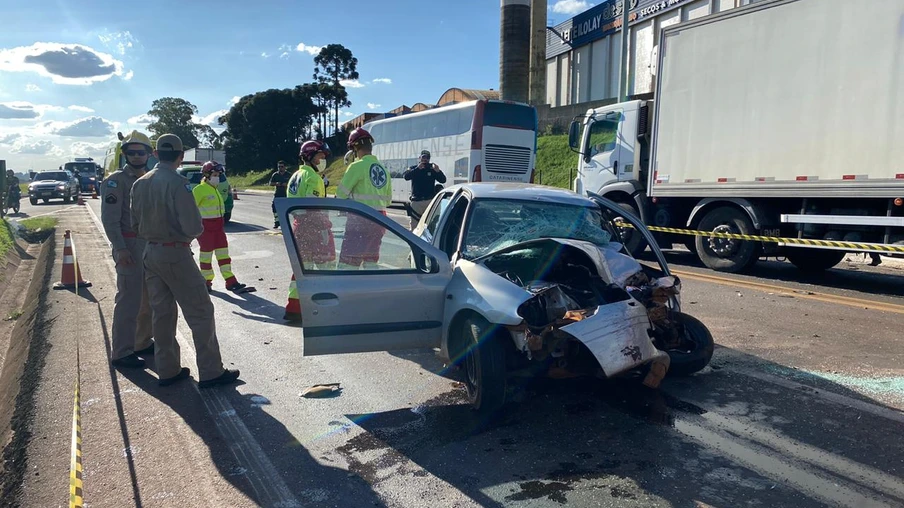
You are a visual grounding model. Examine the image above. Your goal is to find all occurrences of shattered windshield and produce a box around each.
[462,198,611,259]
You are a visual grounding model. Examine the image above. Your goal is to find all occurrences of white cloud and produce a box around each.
[199,109,228,127]
[551,0,593,15]
[70,141,109,158]
[0,101,63,120]
[228,96,240,106]
[342,111,356,117]
[340,79,364,88]
[68,105,94,113]
[9,138,62,156]
[0,133,22,144]
[47,116,115,137]
[127,113,153,125]
[97,31,138,56]
[0,42,127,85]
[261,52,271,58]
[25,83,42,92]
[367,103,381,110]
[124,70,134,81]
[372,78,392,84]
[279,52,290,59]
[296,43,322,56]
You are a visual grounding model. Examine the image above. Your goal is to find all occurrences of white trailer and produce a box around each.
[184,148,226,166]
[570,0,904,273]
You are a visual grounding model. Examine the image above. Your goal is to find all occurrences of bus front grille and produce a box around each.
[484,144,531,175]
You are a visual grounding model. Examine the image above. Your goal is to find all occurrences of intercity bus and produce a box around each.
[362,99,539,204]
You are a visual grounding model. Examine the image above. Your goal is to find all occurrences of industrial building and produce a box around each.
[545,0,767,107]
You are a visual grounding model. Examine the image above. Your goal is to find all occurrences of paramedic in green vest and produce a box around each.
[282,140,336,322]
[335,127,392,270]
[192,161,253,294]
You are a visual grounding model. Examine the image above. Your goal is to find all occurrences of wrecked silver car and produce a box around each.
[276,183,714,415]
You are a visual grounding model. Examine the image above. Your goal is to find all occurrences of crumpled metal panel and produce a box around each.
[560,299,658,377]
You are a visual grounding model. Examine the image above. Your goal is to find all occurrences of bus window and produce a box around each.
[411,114,428,140]
[456,108,474,134]
[483,102,536,130]
[382,121,397,144]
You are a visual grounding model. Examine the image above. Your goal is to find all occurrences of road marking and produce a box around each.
[673,269,904,315]
[86,204,302,507]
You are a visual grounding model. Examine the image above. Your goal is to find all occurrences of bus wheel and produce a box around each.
[695,207,761,273]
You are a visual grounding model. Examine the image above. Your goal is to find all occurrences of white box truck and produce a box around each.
[569,0,904,273]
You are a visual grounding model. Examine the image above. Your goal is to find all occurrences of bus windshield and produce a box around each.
[483,102,537,130]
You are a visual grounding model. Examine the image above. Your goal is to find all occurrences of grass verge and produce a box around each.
[534,134,578,190]
[0,219,14,261]
[228,170,275,191]
[18,217,58,244]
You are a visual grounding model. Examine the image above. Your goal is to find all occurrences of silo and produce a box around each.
[499,0,530,103]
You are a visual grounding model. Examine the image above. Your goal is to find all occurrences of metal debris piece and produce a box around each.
[300,383,342,398]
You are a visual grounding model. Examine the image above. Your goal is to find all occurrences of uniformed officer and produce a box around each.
[335,127,392,269]
[282,140,336,322]
[130,133,240,388]
[192,161,253,294]
[102,130,156,368]
[403,149,446,229]
[269,160,291,228]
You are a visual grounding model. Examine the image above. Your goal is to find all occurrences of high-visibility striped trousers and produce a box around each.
[198,217,238,287]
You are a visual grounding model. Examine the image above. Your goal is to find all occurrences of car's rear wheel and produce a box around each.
[460,316,507,416]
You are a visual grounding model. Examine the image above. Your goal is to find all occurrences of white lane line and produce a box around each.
[668,392,904,503]
[732,368,904,425]
[87,203,302,507]
[19,205,79,219]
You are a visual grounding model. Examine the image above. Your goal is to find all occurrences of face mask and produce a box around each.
[208,176,220,186]
[316,160,327,172]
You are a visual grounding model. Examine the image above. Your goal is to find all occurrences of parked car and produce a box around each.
[275,183,715,415]
[27,170,80,205]
[177,164,234,223]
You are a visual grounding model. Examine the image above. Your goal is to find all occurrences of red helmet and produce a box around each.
[201,160,224,176]
[299,140,331,164]
[347,127,374,149]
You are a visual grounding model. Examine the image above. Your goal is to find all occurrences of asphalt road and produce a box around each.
[7,191,904,507]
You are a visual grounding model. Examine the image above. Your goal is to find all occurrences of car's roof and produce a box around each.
[447,182,595,207]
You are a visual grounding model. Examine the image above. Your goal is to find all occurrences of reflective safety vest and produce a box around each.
[336,154,392,211]
[192,181,224,219]
[287,165,325,198]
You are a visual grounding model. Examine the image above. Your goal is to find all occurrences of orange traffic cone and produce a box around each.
[232,187,240,200]
[77,192,85,206]
[53,230,92,290]
[283,274,302,322]
[91,184,98,199]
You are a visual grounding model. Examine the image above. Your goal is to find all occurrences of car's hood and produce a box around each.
[32,180,67,185]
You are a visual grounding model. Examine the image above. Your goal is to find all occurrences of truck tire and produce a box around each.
[460,316,507,416]
[786,249,845,273]
[614,201,647,257]
[664,312,715,376]
[695,206,762,273]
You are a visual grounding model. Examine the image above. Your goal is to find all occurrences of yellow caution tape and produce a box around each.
[614,222,904,254]
[69,349,83,508]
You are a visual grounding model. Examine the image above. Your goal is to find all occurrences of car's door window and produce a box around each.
[422,192,453,242]
[440,195,470,258]
[287,207,418,273]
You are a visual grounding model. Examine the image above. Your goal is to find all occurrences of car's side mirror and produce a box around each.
[415,251,439,274]
[568,121,581,152]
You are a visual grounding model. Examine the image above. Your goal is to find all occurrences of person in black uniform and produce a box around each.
[269,160,291,228]
[403,150,446,229]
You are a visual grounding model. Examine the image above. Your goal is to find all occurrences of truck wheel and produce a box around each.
[664,312,715,376]
[614,201,648,257]
[786,249,845,273]
[460,316,507,416]
[695,207,762,273]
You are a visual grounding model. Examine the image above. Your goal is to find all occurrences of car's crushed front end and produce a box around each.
[470,237,679,388]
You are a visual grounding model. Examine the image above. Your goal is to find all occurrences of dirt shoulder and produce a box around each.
[2,208,256,508]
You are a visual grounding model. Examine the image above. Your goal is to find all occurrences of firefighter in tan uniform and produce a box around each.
[130,133,240,388]
[102,130,155,368]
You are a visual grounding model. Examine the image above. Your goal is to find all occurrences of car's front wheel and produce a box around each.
[30,197,37,206]
[460,316,507,415]
[663,312,715,376]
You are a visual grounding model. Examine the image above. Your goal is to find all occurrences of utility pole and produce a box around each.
[617,0,631,102]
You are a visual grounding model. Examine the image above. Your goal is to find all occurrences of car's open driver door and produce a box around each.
[275,197,452,355]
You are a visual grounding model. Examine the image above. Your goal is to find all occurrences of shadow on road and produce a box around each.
[226,222,272,234]
[340,346,904,507]
[214,288,289,324]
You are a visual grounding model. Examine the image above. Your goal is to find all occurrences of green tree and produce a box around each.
[313,44,358,135]
[219,87,322,172]
[146,97,223,149]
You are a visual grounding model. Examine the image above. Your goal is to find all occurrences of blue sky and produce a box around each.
[0,0,590,170]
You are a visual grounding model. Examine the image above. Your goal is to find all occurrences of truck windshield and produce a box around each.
[64,163,96,175]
